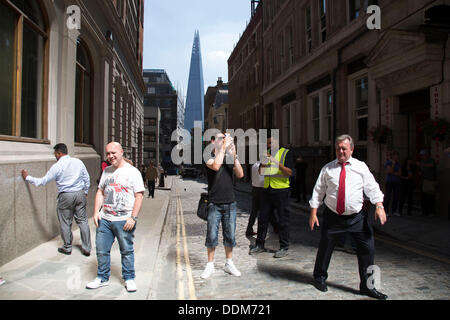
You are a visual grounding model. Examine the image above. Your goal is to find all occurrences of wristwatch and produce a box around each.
[131,216,138,221]
[376,205,384,209]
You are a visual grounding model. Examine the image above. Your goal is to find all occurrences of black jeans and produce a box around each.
[399,180,414,215]
[421,192,436,216]
[147,180,155,198]
[296,176,307,202]
[247,187,263,232]
[385,181,400,213]
[313,207,375,287]
[256,188,290,250]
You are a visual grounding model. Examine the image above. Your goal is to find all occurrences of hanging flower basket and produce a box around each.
[369,125,393,145]
[420,118,450,147]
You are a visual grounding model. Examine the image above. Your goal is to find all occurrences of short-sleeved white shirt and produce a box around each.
[99,163,145,221]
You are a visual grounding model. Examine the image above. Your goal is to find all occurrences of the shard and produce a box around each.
[184,30,205,134]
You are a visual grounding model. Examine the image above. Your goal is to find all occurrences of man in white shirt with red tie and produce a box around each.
[309,134,388,300]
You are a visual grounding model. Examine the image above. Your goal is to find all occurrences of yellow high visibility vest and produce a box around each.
[263,147,290,189]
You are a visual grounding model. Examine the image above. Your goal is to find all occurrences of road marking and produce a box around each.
[175,195,184,300]
[175,189,197,300]
[178,194,197,300]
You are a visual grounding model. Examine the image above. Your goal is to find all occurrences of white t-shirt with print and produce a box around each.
[99,163,145,221]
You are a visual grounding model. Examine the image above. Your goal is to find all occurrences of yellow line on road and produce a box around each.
[175,189,197,300]
[178,195,197,300]
[175,194,184,300]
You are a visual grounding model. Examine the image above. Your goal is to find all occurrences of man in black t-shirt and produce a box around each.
[201,132,244,279]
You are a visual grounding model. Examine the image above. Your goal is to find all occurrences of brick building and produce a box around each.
[228,0,450,218]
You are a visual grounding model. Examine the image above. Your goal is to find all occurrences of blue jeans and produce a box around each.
[96,219,136,281]
[205,202,237,248]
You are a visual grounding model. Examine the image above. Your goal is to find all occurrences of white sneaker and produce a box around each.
[0,278,5,286]
[125,279,137,292]
[201,263,215,279]
[86,277,109,289]
[224,261,241,277]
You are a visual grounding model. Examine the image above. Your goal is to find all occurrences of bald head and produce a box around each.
[106,142,125,168]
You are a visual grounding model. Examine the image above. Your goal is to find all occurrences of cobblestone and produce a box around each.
[153,176,450,300]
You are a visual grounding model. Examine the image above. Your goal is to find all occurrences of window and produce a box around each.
[147,87,155,94]
[278,32,285,73]
[355,77,368,141]
[349,0,361,20]
[283,106,291,145]
[349,0,378,21]
[288,24,294,66]
[312,96,320,142]
[75,40,93,144]
[305,6,312,54]
[1,0,47,139]
[319,0,327,43]
[326,91,333,141]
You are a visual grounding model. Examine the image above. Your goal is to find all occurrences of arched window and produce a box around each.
[0,0,47,139]
[75,39,93,144]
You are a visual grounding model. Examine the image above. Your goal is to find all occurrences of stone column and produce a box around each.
[56,26,79,155]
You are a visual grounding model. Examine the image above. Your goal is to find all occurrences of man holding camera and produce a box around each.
[201,133,244,279]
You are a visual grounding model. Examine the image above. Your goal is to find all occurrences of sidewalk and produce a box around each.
[233,180,450,259]
[0,176,174,300]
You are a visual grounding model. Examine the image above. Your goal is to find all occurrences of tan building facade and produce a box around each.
[0,0,145,266]
[228,0,450,217]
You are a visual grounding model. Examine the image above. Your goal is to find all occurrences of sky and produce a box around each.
[143,0,253,101]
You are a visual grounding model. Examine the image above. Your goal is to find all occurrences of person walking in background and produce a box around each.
[399,157,417,216]
[145,162,158,198]
[158,163,165,187]
[21,143,91,256]
[309,134,388,300]
[418,149,437,217]
[295,154,308,203]
[249,134,293,258]
[201,132,244,279]
[86,142,145,292]
[384,150,401,216]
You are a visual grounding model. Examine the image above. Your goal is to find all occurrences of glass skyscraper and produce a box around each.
[184,30,205,134]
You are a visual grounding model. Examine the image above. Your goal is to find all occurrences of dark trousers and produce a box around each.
[399,181,414,215]
[313,207,375,288]
[297,176,307,202]
[256,188,290,250]
[421,192,436,216]
[147,180,155,198]
[384,181,400,213]
[247,187,263,232]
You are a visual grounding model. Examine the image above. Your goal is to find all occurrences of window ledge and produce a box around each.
[0,135,50,144]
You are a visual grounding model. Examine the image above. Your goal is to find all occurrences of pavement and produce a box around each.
[0,176,174,300]
[233,180,450,260]
[1,174,449,300]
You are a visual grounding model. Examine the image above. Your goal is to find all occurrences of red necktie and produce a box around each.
[336,162,347,215]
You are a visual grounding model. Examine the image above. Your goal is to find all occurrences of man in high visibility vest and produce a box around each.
[249,135,293,258]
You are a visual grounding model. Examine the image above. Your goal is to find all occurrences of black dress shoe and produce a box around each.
[81,249,91,257]
[313,280,328,292]
[58,248,71,255]
[360,287,388,300]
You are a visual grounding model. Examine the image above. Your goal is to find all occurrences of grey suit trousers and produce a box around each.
[57,191,91,253]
